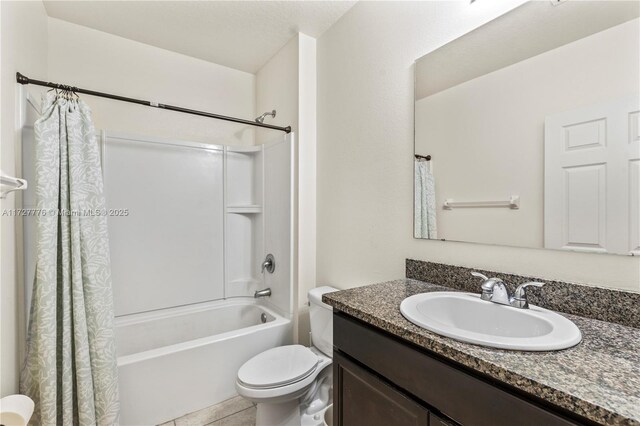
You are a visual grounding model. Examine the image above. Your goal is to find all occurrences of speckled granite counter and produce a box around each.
[323,279,640,425]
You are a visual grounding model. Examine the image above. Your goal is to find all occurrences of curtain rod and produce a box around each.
[16,72,292,134]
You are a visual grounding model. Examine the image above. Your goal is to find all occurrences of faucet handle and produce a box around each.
[471,271,489,281]
[513,281,545,299]
[512,282,545,308]
[261,254,275,274]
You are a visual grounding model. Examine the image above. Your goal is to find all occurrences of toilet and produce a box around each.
[236,286,338,426]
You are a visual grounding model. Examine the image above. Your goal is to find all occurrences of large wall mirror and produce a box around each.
[414,0,640,257]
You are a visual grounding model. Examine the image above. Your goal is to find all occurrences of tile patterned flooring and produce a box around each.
[158,396,256,426]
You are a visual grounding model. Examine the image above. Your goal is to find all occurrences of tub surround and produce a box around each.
[324,279,640,425]
[407,259,640,329]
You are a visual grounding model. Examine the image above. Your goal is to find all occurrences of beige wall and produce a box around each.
[48,18,256,146]
[256,33,317,344]
[317,1,640,292]
[0,1,49,397]
[256,36,299,144]
[416,19,640,248]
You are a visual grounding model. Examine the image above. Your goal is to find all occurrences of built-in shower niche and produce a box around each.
[225,146,265,297]
[226,145,263,210]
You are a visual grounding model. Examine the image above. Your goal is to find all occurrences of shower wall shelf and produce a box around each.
[443,195,520,210]
[226,205,262,214]
[225,144,264,297]
[0,174,28,199]
[226,145,263,153]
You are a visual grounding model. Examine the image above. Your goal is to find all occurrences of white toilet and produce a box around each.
[236,286,337,426]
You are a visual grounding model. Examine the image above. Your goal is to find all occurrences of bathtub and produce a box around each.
[116,299,292,425]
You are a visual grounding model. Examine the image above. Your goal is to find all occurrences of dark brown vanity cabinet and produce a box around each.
[332,312,592,426]
[334,351,430,426]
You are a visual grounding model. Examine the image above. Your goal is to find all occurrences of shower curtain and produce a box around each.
[20,92,119,425]
[414,160,437,239]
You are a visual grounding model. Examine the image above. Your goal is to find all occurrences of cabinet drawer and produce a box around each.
[334,313,585,426]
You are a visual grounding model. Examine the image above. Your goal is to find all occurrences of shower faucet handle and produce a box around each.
[261,254,275,274]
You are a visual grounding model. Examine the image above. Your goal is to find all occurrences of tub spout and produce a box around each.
[254,288,271,298]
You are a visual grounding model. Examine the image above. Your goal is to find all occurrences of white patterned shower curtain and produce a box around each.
[414,160,437,239]
[20,92,119,425]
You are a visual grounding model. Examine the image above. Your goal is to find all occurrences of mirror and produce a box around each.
[414,0,640,256]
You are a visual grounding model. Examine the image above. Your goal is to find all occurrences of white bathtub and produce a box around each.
[116,299,292,425]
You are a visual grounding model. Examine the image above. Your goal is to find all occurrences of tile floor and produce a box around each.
[159,396,256,426]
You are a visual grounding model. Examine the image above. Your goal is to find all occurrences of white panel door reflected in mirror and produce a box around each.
[414,0,640,256]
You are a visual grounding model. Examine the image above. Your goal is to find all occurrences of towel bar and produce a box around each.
[443,195,520,210]
[0,174,28,199]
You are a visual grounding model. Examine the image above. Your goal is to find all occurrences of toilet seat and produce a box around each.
[237,287,338,426]
[236,346,332,402]
[238,345,319,389]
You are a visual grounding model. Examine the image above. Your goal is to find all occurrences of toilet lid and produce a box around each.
[238,345,319,389]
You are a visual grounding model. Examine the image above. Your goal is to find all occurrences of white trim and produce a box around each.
[104,130,224,151]
[222,141,227,299]
[288,133,296,322]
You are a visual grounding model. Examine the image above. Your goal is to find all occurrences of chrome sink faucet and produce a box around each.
[471,272,544,309]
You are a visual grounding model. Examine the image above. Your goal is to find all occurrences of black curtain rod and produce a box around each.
[16,72,292,134]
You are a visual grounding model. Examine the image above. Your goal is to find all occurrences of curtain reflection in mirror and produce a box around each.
[414,158,437,239]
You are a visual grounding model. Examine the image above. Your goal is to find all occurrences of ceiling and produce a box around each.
[415,0,640,99]
[43,1,357,73]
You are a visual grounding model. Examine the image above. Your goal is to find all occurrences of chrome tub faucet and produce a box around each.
[254,288,271,298]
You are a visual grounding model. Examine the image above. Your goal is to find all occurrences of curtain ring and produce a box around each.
[48,86,60,97]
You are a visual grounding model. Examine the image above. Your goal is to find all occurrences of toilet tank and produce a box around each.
[308,286,338,357]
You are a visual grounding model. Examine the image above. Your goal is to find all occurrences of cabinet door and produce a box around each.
[334,352,429,426]
[430,412,456,426]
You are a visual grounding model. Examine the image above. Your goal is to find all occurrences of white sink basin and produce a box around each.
[400,292,581,351]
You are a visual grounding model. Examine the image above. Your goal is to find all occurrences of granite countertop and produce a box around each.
[323,279,640,426]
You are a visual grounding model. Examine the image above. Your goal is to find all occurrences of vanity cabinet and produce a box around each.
[332,312,593,426]
[334,352,430,425]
